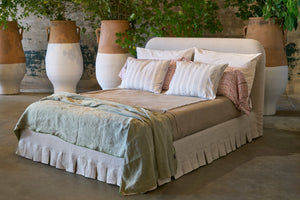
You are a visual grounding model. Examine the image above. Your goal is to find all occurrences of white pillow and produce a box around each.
[137,47,194,61]
[120,57,170,93]
[166,61,228,99]
[193,48,261,95]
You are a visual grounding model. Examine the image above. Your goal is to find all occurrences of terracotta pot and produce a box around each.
[0,21,26,64]
[244,17,287,67]
[0,21,26,94]
[244,18,288,115]
[95,20,131,90]
[95,20,129,54]
[45,21,83,93]
[47,21,81,43]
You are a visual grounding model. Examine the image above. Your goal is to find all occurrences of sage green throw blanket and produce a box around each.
[14,93,176,195]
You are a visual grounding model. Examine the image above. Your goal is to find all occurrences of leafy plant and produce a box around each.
[25,0,81,21]
[0,0,30,30]
[225,0,300,31]
[116,0,223,56]
[73,0,139,21]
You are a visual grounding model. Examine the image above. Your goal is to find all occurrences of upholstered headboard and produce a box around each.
[145,37,266,136]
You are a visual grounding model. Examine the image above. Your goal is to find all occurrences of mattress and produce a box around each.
[83,89,241,140]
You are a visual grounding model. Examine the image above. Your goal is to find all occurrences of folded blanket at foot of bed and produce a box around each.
[14,93,176,195]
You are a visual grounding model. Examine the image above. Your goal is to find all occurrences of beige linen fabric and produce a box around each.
[83,89,241,141]
[166,61,228,99]
[83,89,207,112]
[119,58,170,93]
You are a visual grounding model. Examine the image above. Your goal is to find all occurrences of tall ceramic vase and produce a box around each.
[95,20,131,90]
[45,21,83,93]
[244,17,288,115]
[0,21,26,94]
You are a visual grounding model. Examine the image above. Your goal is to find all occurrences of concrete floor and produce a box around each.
[0,93,299,200]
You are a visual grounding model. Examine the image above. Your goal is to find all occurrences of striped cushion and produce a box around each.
[166,61,228,99]
[119,57,187,90]
[120,58,170,93]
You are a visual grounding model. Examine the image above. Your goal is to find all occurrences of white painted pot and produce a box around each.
[264,66,288,115]
[95,53,130,90]
[46,43,83,93]
[0,63,26,94]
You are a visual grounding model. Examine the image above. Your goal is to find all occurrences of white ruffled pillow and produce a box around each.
[120,57,170,93]
[166,61,228,99]
[137,47,194,61]
[194,48,261,95]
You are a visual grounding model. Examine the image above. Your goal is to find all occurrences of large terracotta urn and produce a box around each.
[95,20,131,90]
[45,21,83,93]
[0,21,26,94]
[244,17,288,115]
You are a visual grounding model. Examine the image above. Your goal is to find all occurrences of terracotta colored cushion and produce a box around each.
[217,67,250,114]
[162,57,187,90]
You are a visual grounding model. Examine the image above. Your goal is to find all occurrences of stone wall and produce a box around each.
[286,29,300,95]
[19,3,300,95]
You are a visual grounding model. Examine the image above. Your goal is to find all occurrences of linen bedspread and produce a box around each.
[83,89,242,140]
[14,93,176,195]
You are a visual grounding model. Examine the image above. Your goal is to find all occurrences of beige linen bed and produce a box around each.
[15,37,265,194]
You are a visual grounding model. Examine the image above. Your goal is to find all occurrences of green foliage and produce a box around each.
[114,0,223,56]
[25,0,81,21]
[0,0,30,30]
[169,0,223,36]
[225,0,300,31]
[73,0,139,20]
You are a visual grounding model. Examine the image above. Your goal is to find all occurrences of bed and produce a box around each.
[14,37,265,195]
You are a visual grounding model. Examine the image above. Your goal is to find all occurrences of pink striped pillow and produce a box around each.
[162,57,187,90]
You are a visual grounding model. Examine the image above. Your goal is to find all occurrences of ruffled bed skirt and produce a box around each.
[173,112,261,179]
[16,112,262,189]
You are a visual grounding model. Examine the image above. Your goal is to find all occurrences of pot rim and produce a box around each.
[0,21,19,29]
[248,17,282,25]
